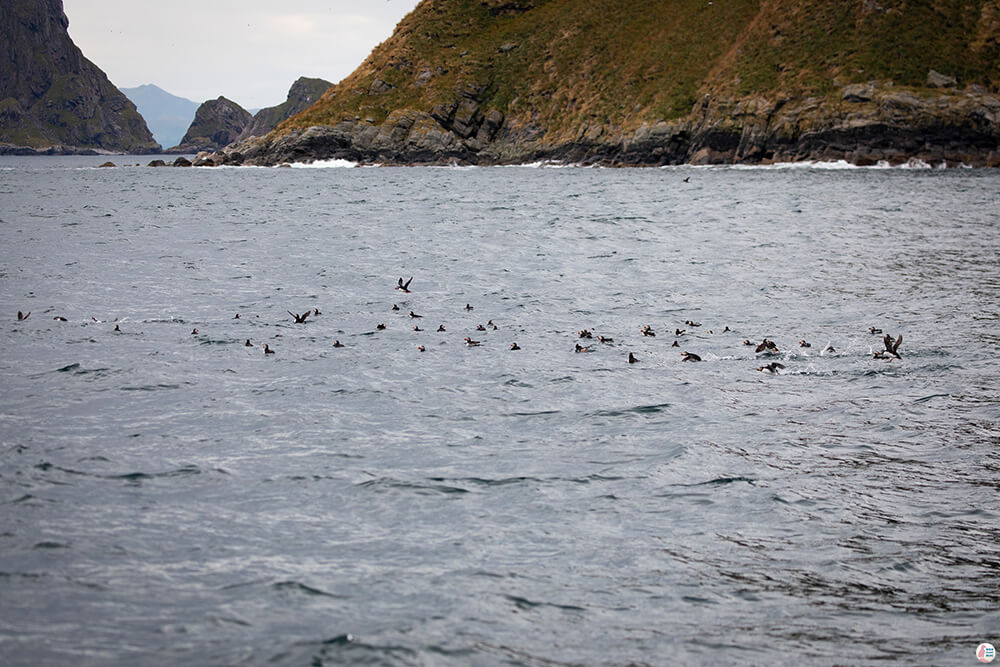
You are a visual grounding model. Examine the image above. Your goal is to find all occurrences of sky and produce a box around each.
[61,0,422,110]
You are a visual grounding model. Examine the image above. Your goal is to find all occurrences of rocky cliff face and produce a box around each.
[236,77,332,142]
[211,0,1000,167]
[169,97,251,153]
[0,0,160,154]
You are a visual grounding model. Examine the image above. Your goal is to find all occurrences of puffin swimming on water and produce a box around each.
[756,362,785,373]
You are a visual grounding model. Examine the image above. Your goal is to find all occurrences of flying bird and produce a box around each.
[396,277,413,293]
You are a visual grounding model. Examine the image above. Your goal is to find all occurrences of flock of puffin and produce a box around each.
[14,276,904,374]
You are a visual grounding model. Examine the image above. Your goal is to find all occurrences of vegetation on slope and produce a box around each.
[283,0,1000,145]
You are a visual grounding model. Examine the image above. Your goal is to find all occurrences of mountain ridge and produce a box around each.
[211,0,1000,167]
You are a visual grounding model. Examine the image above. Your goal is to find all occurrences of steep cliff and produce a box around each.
[0,0,160,154]
[169,97,251,153]
[214,0,1000,167]
[236,77,333,142]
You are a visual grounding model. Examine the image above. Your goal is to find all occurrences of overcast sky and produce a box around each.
[62,0,422,110]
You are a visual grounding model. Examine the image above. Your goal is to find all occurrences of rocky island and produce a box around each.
[0,0,159,154]
[211,0,1000,167]
[168,97,252,154]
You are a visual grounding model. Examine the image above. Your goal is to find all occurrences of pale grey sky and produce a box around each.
[62,0,422,109]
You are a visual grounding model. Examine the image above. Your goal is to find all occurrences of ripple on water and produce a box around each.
[0,160,998,665]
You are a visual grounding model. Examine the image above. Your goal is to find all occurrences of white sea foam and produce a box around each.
[289,158,360,169]
[730,159,863,170]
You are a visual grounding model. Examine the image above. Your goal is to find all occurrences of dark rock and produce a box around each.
[235,77,333,143]
[169,97,251,153]
[172,156,192,167]
[192,152,217,166]
[97,161,116,168]
[0,0,160,153]
[147,159,167,167]
[480,0,535,16]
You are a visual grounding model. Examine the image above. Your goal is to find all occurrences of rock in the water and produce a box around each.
[169,97,251,153]
[147,159,167,167]
[0,0,160,154]
[97,161,116,168]
[172,156,192,167]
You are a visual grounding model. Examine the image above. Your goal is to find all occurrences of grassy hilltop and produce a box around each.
[221,0,1000,165]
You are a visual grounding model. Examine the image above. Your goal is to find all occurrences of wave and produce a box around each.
[289,159,359,169]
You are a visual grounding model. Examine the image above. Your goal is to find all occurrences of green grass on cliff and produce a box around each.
[285,0,1000,139]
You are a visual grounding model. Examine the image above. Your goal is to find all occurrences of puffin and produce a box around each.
[756,362,785,373]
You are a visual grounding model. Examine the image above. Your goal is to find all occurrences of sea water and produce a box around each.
[1,156,998,666]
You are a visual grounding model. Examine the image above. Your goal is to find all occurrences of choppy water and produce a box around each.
[1,156,998,666]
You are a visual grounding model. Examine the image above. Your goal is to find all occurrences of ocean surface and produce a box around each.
[1,156,998,666]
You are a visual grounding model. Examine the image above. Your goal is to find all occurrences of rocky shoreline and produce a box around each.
[0,143,161,157]
[205,82,1000,168]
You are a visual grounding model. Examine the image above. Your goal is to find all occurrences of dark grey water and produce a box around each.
[1,156,998,666]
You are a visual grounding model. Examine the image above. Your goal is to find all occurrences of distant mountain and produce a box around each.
[236,77,332,142]
[120,84,199,151]
[0,0,160,154]
[214,0,1000,167]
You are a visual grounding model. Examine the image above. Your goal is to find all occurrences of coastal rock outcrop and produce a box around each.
[209,0,1000,167]
[236,77,333,142]
[0,0,160,154]
[169,97,251,153]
